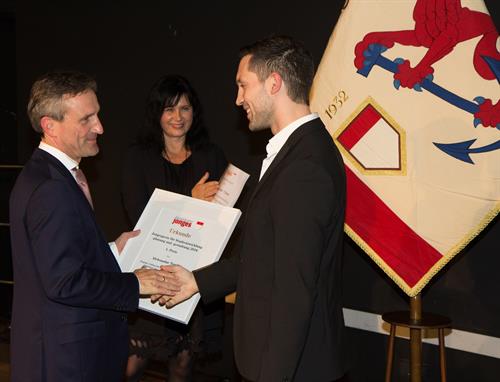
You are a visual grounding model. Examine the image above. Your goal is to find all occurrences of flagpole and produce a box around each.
[383,293,451,381]
[409,293,422,382]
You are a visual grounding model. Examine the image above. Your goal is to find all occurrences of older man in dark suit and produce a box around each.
[161,36,349,382]
[9,71,177,381]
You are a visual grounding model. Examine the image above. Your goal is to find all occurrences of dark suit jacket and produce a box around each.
[195,118,348,381]
[9,148,140,382]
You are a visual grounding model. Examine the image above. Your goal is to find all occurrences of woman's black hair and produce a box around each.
[136,75,209,152]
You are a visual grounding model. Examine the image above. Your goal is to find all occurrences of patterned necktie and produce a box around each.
[73,167,94,208]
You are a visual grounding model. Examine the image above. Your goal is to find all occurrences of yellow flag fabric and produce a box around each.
[311,0,500,296]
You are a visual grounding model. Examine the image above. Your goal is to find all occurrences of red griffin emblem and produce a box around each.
[354,0,500,164]
[354,0,500,129]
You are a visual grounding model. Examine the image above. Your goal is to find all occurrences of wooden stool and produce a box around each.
[382,311,451,382]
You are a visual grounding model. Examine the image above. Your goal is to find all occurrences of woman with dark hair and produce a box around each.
[121,75,228,381]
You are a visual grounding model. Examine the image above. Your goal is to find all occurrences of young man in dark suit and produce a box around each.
[9,71,177,381]
[161,36,349,382]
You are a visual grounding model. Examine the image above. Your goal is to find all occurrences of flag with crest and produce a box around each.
[311,0,500,296]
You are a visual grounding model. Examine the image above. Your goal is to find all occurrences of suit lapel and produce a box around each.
[35,148,95,213]
[247,118,319,204]
[35,148,74,182]
[35,149,121,269]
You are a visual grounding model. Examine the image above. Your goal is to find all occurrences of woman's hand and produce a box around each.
[114,229,141,253]
[191,172,219,201]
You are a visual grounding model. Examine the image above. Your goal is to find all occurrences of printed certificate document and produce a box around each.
[213,163,250,207]
[119,188,241,324]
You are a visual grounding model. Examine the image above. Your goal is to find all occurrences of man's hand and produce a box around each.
[150,265,199,308]
[191,172,219,201]
[115,229,141,253]
[133,268,180,296]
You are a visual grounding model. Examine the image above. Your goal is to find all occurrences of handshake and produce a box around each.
[117,230,199,309]
[134,265,199,309]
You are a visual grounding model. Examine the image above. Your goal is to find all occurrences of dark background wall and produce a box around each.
[8,0,500,380]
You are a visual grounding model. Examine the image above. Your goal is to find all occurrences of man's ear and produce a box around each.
[40,116,55,137]
[267,72,283,95]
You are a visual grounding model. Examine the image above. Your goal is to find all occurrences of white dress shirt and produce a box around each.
[39,141,79,180]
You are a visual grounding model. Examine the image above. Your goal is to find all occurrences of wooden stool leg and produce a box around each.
[385,324,396,382]
[438,328,447,382]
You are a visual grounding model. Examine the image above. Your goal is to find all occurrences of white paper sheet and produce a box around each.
[213,163,250,207]
[119,188,241,324]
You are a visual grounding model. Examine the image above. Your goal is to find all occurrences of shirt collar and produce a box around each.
[265,113,319,157]
[39,141,79,172]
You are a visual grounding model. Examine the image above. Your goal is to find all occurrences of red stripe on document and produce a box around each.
[338,104,380,150]
[345,166,442,288]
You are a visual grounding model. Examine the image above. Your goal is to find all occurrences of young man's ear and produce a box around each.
[267,72,283,95]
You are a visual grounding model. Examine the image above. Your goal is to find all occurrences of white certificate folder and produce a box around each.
[119,188,241,324]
